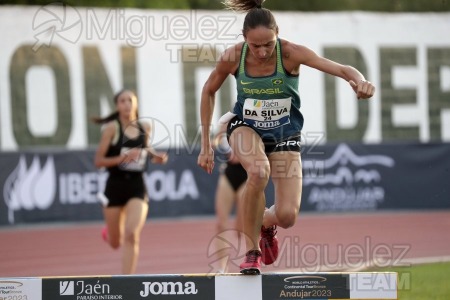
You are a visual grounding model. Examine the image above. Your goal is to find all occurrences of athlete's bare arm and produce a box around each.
[94,122,125,168]
[142,122,168,164]
[280,39,375,99]
[198,44,242,173]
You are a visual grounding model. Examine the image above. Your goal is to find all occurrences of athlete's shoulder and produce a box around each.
[279,39,305,54]
[99,120,119,141]
[102,120,118,132]
[138,120,151,133]
[219,42,244,64]
[279,38,312,64]
[217,42,244,74]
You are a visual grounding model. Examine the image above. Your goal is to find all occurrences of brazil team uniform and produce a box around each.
[103,120,148,207]
[227,39,304,153]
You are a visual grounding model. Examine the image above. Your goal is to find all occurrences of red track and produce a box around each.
[1,211,449,277]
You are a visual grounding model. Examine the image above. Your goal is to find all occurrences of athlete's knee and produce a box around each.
[246,161,270,188]
[109,238,122,250]
[216,221,228,233]
[275,206,299,229]
[124,229,139,245]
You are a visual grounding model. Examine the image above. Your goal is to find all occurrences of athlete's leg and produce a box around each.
[103,206,125,249]
[215,174,236,233]
[229,126,270,252]
[264,151,302,229]
[235,183,246,237]
[214,173,238,272]
[122,198,149,274]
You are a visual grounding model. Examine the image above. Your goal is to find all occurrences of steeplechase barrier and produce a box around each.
[0,272,397,299]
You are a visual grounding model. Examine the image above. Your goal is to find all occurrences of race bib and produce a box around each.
[242,97,291,130]
[119,147,148,171]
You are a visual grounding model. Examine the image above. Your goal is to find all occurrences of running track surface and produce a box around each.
[1,211,450,277]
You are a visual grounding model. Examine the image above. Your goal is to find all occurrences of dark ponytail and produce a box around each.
[223,0,265,11]
[91,111,119,124]
[223,0,278,36]
[91,89,132,124]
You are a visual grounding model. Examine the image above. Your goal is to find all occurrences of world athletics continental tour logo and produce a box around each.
[3,156,57,224]
[32,3,83,51]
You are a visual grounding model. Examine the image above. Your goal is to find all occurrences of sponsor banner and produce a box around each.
[0,142,449,226]
[0,148,216,226]
[42,275,214,299]
[0,278,42,300]
[300,142,450,212]
[261,273,350,299]
[0,273,397,300]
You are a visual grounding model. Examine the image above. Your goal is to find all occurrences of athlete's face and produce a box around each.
[244,26,277,62]
[116,91,138,119]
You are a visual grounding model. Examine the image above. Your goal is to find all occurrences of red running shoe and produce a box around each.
[239,250,262,275]
[101,226,108,243]
[259,225,279,265]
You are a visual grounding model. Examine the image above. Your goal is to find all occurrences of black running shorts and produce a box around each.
[226,115,301,154]
[104,173,148,207]
[224,162,247,191]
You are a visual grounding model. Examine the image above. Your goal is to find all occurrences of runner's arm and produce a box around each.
[94,123,125,168]
[293,44,375,99]
[198,46,240,173]
[142,122,168,164]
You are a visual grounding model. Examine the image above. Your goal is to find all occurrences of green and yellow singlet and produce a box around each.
[233,39,304,142]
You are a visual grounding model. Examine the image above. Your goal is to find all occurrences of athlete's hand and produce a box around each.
[120,148,141,163]
[198,147,215,174]
[151,152,168,164]
[349,79,375,99]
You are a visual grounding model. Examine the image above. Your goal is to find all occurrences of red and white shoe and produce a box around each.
[239,250,262,275]
[259,225,279,265]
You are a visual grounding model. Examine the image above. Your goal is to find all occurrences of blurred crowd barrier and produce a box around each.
[1,143,449,226]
